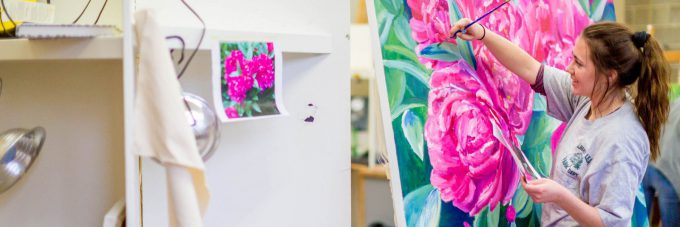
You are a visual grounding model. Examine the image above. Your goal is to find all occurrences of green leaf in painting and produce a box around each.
[631,186,650,227]
[384,45,420,66]
[512,184,534,219]
[419,42,463,62]
[404,184,441,227]
[455,39,476,71]
[379,0,402,15]
[521,108,560,179]
[578,0,590,16]
[383,60,430,88]
[402,109,425,161]
[393,16,417,50]
[379,14,396,45]
[473,203,500,227]
[446,0,477,69]
[589,0,606,21]
[385,68,406,112]
[391,102,426,120]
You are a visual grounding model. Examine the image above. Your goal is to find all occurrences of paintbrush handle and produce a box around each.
[451,0,510,39]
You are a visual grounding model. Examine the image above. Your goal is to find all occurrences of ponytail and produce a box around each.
[634,34,670,161]
[583,22,670,161]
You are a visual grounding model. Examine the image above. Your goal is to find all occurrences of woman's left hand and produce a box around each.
[521,177,570,204]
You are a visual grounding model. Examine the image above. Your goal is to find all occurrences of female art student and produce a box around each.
[450,19,670,226]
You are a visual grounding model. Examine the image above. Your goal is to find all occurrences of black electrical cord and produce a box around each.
[93,0,108,24]
[172,0,207,126]
[0,10,8,36]
[71,0,92,23]
[166,35,186,65]
[0,0,18,37]
[72,0,108,24]
[175,0,206,79]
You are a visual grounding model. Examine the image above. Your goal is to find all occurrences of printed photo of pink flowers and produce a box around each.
[212,41,286,122]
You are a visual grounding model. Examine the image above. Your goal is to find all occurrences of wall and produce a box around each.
[625,0,680,50]
[51,0,123,28]
[625,0,680,82]
[0,60,125,226]
[134,1,350,227]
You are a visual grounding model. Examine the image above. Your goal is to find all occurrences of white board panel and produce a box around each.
[136,0,350,226]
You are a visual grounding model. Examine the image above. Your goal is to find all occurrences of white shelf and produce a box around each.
[161,26,333,54]
[0,26,331,62]
[0,36,123,61]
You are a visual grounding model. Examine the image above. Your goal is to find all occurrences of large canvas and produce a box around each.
[366,0,648,226]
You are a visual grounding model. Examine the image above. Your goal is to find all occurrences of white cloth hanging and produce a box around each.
[133,9,209,227]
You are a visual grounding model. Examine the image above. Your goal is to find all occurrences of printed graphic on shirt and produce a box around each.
[561,144,593,177]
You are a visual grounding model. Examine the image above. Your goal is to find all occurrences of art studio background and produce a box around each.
[349,0,680,227]
[0,0,678,226]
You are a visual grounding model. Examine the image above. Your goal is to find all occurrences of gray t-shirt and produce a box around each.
[653,99,680,198]
[539,65,650,227]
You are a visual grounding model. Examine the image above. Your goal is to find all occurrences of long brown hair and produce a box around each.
[582,22,670,161]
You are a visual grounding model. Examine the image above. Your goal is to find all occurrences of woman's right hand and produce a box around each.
[451,18,484,41]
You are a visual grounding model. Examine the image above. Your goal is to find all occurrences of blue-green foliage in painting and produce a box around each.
[370,0,648,226]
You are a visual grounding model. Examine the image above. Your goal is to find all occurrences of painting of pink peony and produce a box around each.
[212,41,286,122]
[368,0,647,226]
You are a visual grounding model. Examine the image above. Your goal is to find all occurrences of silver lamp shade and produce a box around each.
[0,127,46,194]
[183,93,220,161]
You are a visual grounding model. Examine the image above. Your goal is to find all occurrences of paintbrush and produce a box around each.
[490,121,543,181]
[449,0,511,39]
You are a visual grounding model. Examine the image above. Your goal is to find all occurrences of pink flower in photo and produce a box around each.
[267,42,274,54]
[253,53,275,90]
[225,107,239,118]
[240,59,254,78]
[224,49,256,103]
[225,49,254,78]
[225,75,253,104]
[425,61,520,215]
[225,50,245,76]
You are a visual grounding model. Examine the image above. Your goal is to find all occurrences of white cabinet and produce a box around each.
[0,0,349,226]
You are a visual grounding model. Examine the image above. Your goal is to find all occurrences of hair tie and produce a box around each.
[631,31,649,48]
